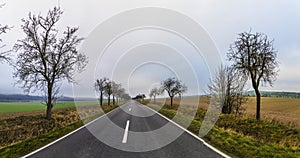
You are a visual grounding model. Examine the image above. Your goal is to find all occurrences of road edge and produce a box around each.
[143,103,231,158]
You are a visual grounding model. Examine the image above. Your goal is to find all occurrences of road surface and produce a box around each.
[24,101,228,158]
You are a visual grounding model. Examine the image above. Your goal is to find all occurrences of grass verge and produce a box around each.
[0,121,83,158]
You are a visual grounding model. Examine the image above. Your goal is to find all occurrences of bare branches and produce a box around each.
[0,50,11,63]
[149,87,161,103]
[95,77,108,106]
[227,30,279,120]
[0,4,11,63]
[95,78,130,106]
[208,65,247,115]
[13,7,87,119]
[161,77,187,107]
[228,31,278,88]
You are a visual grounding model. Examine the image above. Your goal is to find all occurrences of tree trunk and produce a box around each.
[46,102,52,120]
[254,88,261,121]
[46,85,52,120]
[108,95,111,106]
[154,96,156,103]
[113,95,115,105]
[170,96,173,108]
[100,91,103,106]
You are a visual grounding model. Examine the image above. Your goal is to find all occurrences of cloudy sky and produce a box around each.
[0,0,299,98]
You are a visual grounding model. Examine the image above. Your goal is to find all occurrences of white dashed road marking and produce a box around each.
[122,120,130,143]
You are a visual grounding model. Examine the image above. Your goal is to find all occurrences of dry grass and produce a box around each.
[244,97,300,128]
[0,103,118,149]
[0,108,80,149]
[154,96,300,128]
[154,96,210,108]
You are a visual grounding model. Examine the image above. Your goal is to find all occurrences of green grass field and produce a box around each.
[0,101,99,114]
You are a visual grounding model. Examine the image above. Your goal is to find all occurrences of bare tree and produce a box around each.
[111,81,121,105]
[0,4,11,63]
[161,77,187,107]
[208,65,247,115]
[95,77,108,106]
[115,87,125,103]
[227,31,278,121]
[121,93,131,101]
[96,78,130,106]
[13,7,88,119]
[149,87,160,103]
[104,81,113,106]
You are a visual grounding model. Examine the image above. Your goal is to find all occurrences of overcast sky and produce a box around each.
[0,0,299,98]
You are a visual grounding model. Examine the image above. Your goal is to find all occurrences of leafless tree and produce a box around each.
[208,65,247,115]
[0,4,11,63]
[227,31,278,121]
[161,77,187,107]
[104,81,113,106]
[149,87,160,103]
[115,87,125,103]
[95,77,108,106]
[13,7,88,119]
[111,81,121,105]
[121,93,131,101]
[96,78,130,106]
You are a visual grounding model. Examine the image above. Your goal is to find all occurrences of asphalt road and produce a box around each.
[25,101,227,158]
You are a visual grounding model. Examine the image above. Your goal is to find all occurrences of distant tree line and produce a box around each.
[246,91,300,99]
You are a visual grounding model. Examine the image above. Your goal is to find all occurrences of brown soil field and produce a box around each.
[154,96,300,128]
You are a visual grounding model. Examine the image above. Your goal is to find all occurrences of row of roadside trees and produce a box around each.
[94,78,131,107]
[150,31,279,121]
[0,5,279,121]
[151,71,247,115]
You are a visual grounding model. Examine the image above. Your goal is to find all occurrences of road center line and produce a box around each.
[129,108,132,111]
[122,120,130,143]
